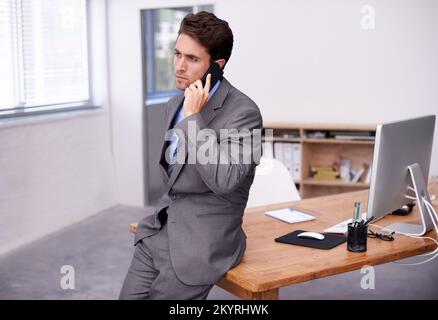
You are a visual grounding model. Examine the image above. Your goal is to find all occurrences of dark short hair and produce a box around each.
[178,11,233,68]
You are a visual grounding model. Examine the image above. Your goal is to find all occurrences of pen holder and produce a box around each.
[347,222,368,252]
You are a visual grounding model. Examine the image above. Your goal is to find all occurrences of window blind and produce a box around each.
[0,0,90,114]
[0,0,17,110]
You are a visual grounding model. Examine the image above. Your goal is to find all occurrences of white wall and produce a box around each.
[217,0,438,174]
[0,0,117,256]
[107,0,438,207]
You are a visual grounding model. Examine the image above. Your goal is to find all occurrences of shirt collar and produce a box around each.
[208,79,221,99]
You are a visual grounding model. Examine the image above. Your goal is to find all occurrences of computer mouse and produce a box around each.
[391,203,415,216]
[297,231,325,240]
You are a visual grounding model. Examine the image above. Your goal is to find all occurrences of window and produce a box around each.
[0,0,92,118]
[141,5,214,104]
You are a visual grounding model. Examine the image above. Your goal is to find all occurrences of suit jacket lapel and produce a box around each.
[201,77,231,125]
[163,78,232,188]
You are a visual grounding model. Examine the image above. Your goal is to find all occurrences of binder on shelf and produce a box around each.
[262,141,274,158]
[273,142,300,182]
[292,143,301,182]
[282,143,294,178]
[273,142,283,164]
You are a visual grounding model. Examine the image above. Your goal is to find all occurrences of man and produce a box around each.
[119,11,262,300]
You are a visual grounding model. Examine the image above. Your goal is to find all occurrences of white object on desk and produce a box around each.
[297,231,325,240]
[324,212,367,234]
[265,208,315,224]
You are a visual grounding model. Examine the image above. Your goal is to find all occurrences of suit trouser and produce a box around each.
[119,220,214,300]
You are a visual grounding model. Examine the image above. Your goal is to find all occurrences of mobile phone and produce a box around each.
[200,62,223,88]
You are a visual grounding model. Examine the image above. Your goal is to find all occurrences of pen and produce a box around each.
[363,216,374,227]
[356,202,362,222]
[352,202,357,222]
[353,202,361,222]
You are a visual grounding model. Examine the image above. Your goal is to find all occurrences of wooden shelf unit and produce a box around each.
[300,179,370,188]
[263,122,377,199]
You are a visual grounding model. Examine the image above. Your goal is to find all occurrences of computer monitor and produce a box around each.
[366,115,436,236]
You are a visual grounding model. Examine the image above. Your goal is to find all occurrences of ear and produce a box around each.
[215,59,226,69]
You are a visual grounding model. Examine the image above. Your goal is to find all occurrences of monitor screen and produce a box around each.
[366,115,435,235]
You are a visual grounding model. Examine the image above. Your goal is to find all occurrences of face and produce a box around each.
[173,33,211,90]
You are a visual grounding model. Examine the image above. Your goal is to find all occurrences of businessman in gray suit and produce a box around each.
[119,11,263,300]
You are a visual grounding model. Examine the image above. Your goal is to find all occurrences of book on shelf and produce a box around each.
[268,129,300,140]
[305,131,327,139]
[311,165,339,180]
[328,130,375,141]
[314,171,339,180]
[328,130,374,137]
[334,135,375,141]
[280,132,300,138]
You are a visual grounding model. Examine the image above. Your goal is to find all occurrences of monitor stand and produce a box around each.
[386,163,435,236]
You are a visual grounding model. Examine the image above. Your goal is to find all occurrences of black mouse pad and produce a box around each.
[275,230,347,250]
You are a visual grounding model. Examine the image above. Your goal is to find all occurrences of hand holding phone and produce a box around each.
[200,62,223,89]
[182,63,223,117]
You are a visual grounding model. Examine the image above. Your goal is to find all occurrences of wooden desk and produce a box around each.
[217,186,437,300]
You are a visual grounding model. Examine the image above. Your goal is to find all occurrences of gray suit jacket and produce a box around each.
[135,78,263,286]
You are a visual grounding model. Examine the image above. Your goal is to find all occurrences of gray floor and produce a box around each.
[1,205,437,300]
